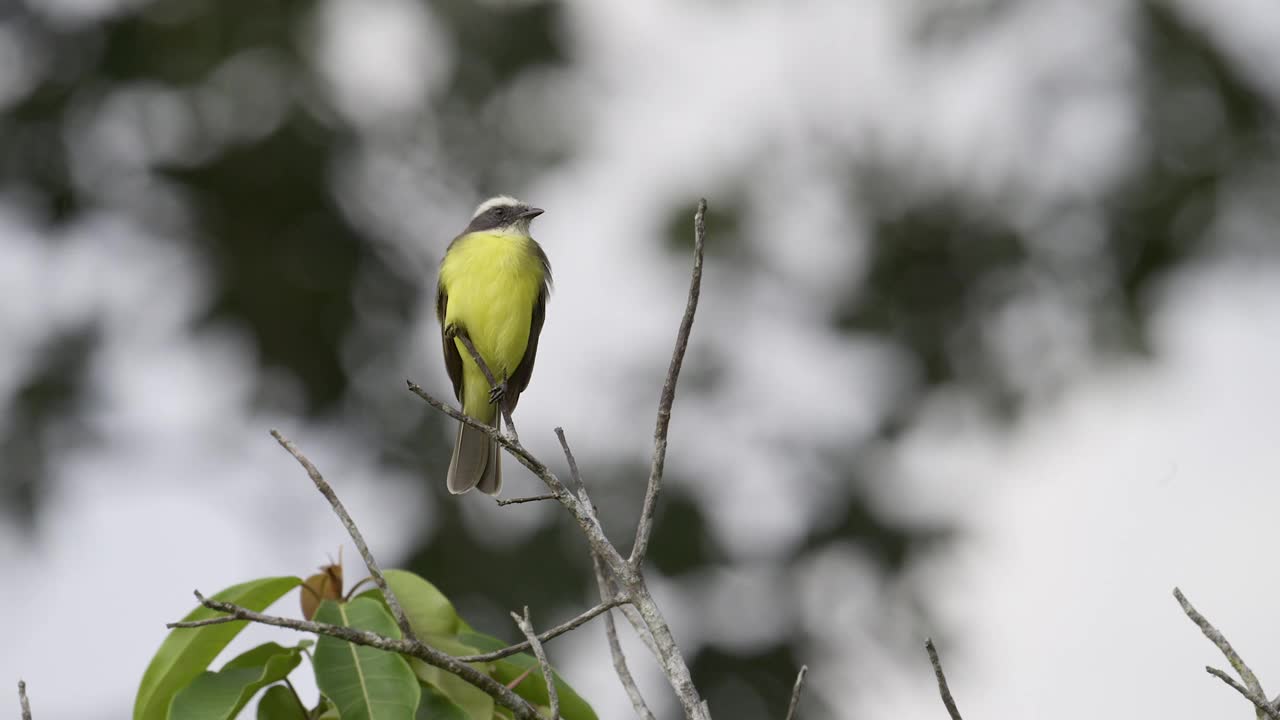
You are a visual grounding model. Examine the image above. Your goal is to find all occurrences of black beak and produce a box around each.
[519,207,545,219]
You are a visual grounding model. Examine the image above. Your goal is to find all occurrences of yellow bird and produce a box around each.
[436,196,551,495]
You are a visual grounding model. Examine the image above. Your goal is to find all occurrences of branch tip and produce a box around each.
[18,679,31,720]
[630,199,707,568]
[926,638,964,720]
[784,665,808,720]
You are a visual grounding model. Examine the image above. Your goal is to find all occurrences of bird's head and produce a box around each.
[465,195,544,237]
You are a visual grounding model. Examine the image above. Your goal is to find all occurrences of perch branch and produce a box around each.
[630,198,706,568]
[452,327,519,444]
[453,598,629,662]
[18,680,31,720]
[784,665,808,720]
[408,201,715,719]
[1175,587,1272,720]
[595,555,656,720]
[270,430,415,642]
[168,591,541,720]
[1206,667,1280,720]
[497,493,561,506]
[513,607,559,719]
[926,639,963,720]
[407,381,630,583]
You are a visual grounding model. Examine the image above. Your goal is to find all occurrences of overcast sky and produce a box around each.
[4,1,1280,718]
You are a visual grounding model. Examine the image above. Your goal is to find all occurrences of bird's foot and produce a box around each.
[488,381,507,405]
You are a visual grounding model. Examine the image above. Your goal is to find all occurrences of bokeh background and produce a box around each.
[4,0,1280,717]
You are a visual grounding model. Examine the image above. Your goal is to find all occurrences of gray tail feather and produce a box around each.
[447,423,502,495]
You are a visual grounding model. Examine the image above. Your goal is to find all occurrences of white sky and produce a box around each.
[3,1,1280,719]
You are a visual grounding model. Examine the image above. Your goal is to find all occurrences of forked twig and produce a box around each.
[631,198,707,568]
[1175,587,1276,720]
[513,608,559,719]
[270,430,416,643]
[453,598,629,663]
[1205,667,1280,720]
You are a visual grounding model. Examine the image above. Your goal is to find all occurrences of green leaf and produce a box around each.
[356,570,461,636]
[170,642,302,720]
[313,698,340,720]
[314,598,420,720]
[256,685,307,720]
[415,684,470,720]
[455,632,597,720]
[410,660,493,720]
[134,576,302,720]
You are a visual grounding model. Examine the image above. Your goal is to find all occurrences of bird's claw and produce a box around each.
[488,382,507,405]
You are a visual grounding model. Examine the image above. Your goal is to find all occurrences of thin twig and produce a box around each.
[497,493,560,506]
[513,607,559,719]
[169,591,541,720]
[167,614,242,629]
[452,328,519,444]
[270,430,416,643]
[453,598,629,662]
[407,381,630,583]
[631,198,707,568]
[554,427,584,492]
[1207,667,1280,720]
[1174,587,1269,720]
[18,680,31,720]
[926,639,963,720]
[594,555,655,720]
[784,665,808,720]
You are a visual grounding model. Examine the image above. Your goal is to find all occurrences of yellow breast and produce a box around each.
[439,231,546,395]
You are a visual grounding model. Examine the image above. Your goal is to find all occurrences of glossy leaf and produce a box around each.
[256,685,307,720]
[314,598,420,720]
[134,576,302,720]
[410,659,492,720]
[170,642,302,720]
[415,683,471,720]
[356,570,461,636]
[456,631,597,720]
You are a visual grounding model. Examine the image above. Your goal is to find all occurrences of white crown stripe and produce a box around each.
[471,195,526,219]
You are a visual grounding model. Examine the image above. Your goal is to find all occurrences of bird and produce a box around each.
[436,195,551,495]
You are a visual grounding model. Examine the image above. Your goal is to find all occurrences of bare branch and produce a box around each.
[452,327,519,444]
[170,591,541,720]
[270,430,416,643]
[1174,587,1269,720]
[631,198,707,568]
[1206,667,1280,720]
[554,427,584,492]
[408,381,631,583]
[166,614,242,629]
[453,598,629,663]
[18,680,31,720]
[594,555,656,720]
[630,583,709,720]
[926,639,963,720]
[784,665,808,720]
[497,493,561,507]
[512,607,559,720]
